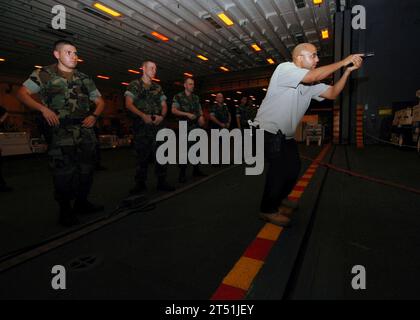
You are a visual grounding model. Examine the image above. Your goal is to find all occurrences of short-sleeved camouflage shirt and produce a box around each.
[236,103,257,127]
[172,91,202,116]
[22,64,101,119]
[124,79,167,116]
[210,103,230,126]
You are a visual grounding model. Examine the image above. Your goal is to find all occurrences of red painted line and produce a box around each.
[243,238,276,261]
[211,284,247,300]
[293,186,306,192]
[300,177,311,182]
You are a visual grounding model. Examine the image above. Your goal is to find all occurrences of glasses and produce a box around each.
[300,53,318,59]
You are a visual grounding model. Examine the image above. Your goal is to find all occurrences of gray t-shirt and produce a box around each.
[254,62,330,138]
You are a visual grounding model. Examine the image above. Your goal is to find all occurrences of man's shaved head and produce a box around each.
[292,43,317,60]
[292,43,319,70]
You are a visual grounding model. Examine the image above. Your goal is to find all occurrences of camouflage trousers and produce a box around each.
[133,125,167,184]
[178,126,201,175]
[47,125,97,203]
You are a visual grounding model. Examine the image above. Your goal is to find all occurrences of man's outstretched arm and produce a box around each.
[302,54,364,84]
[320,59,363,100]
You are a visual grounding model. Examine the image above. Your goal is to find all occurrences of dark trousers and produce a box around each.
[260,131,301,213]
[179,130,201,175]
[134,129,167,184]
[48,127,97,203]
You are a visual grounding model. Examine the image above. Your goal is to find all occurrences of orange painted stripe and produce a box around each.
[289,190,303,198]
[296,180,309,187]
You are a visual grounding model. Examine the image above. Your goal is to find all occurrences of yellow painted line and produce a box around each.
[257,224,283,241]
[223,257,264,291]
[296,180,309,187]
[289,190,303,198]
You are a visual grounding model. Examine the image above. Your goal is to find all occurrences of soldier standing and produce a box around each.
[209,93,231,129]
[125,61,175,194]
[236,96,254,130]
[171,78,207,183]
[17,40,105,227]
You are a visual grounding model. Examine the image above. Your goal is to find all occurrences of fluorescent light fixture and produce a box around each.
[236,91,242,94]
[0,58,5,62]
[267,58,275,64]
[151,31,169,42]
[197,55,209,61]
[313,0,323,5]
[217,13,234,26]
[97,75,110,80]
[128,69,141,74]
[77,59,84,62]
[184,73,193,77]
[220,66,230,72]
[153,78,160,82]
[93,2,122,17]
[263,88,267,91]
[34,65,43,69]
[321,29,329,39]
[121,82,129,86]
[251,44,262,52]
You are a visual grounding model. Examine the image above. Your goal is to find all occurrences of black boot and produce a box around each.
[157,178,175,192]
[58,201,80,227]
[130,182,147,195]
[74,199,105,215]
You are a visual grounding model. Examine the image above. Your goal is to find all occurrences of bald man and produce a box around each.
[254,43,363,227]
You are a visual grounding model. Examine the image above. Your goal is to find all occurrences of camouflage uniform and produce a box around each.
[125,79,167,185]
[173,91,204,178]
[23,64,101,203]
[236,102,257,129]
[172,91,203,130]
[209,103,230,129]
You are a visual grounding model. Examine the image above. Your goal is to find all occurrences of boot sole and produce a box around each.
[259,214,291,227]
